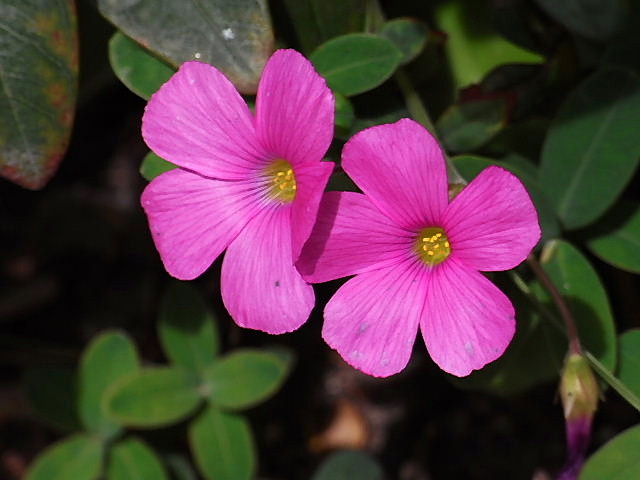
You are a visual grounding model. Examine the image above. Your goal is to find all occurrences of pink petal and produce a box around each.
[297,191,414,283]
[221,206,314,334]
[142,61,267,180]
[290,161,335,261]
[341,119,449,230]
[141,169,263,280]
[442,166,541,271]
[323,259,428,377]
[421,258,516,377]
[256,49,334,166]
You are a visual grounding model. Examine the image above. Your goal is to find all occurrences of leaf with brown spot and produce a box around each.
[0,0,78,189]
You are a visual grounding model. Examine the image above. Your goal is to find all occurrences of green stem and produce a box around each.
[395,69,436,134]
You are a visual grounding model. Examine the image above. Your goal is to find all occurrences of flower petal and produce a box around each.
[341,118,449,230]
[297,191,414,283]
[221,206,314,334]
[323,259,427,377]
[420,258,516,377]
[290,161,335,261]
[142,61,266,180]
[256,49,334,165]
[141,169,263,280]
[442,166,541,271]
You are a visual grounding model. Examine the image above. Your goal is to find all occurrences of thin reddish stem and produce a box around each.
[526,253,582,355]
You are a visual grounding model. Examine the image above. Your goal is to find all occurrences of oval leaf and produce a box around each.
[140,152,177,181]
[0,0,78,189]
[580,424,640,479]
[24,367,80,433]
[97,0,273,94]
[109,31,175,100]
[536,240,617,371]
[189,406,256,480]
[106,367,202,428]
[378,17,428,65]
[312,450,384,480]
[436,98,508,153]
[586,201,640,274]
[159,283,220,372]
[617,329,640,399]
[26,434,103,480]
[107,437,169,480]
[540,67,640,230]
[310,33,403,97]
[202,349,292,410]
[79,330,140,438]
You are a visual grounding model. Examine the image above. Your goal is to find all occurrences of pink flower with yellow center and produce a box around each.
[298,119,541,377]
[141,49,334,333]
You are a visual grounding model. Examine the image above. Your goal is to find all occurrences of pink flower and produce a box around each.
[141,49,334,333]
[297,119,541,377]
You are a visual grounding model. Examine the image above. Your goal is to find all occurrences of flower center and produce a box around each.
[264,159,297,203]
[415,227,451,266]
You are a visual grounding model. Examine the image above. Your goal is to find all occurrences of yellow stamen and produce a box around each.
[264,159,297,203]
[415,227,451,266]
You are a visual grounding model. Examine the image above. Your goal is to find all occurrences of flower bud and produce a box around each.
[557,353,599,480]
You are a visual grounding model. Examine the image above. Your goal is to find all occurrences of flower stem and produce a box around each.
[526,253,583,355]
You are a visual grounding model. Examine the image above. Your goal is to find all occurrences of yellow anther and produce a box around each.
[264,159,297,203]
[414,227,451,266]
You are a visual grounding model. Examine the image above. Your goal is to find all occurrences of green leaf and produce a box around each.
[189,406,255,480]
[586,201,640,274]
[436,98,508,153]
[0,0,78,189]
[140,152,177,181]
[452,154,561,240]
[312,450,384,480]
[107,437,169,480]
[310,34,403,97]
[26,434,103,480]
[202,348,293,410]
[79,330,140,438]
[434,0,543,88]
[282,0,366,53]
[617,329,640,399]
[540,68,640,230]
[534,0,625,42]
[378,17,428,65]
[105,367,202,428]
[24,367,80,433]
[580,424,640,479]
[108,31,175,100]
[97,0,273,94]
[159,283,220,373]
[536,240,617,371]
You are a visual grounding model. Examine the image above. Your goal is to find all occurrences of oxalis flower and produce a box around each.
[141,49,334,333]
[297,119,541,377]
